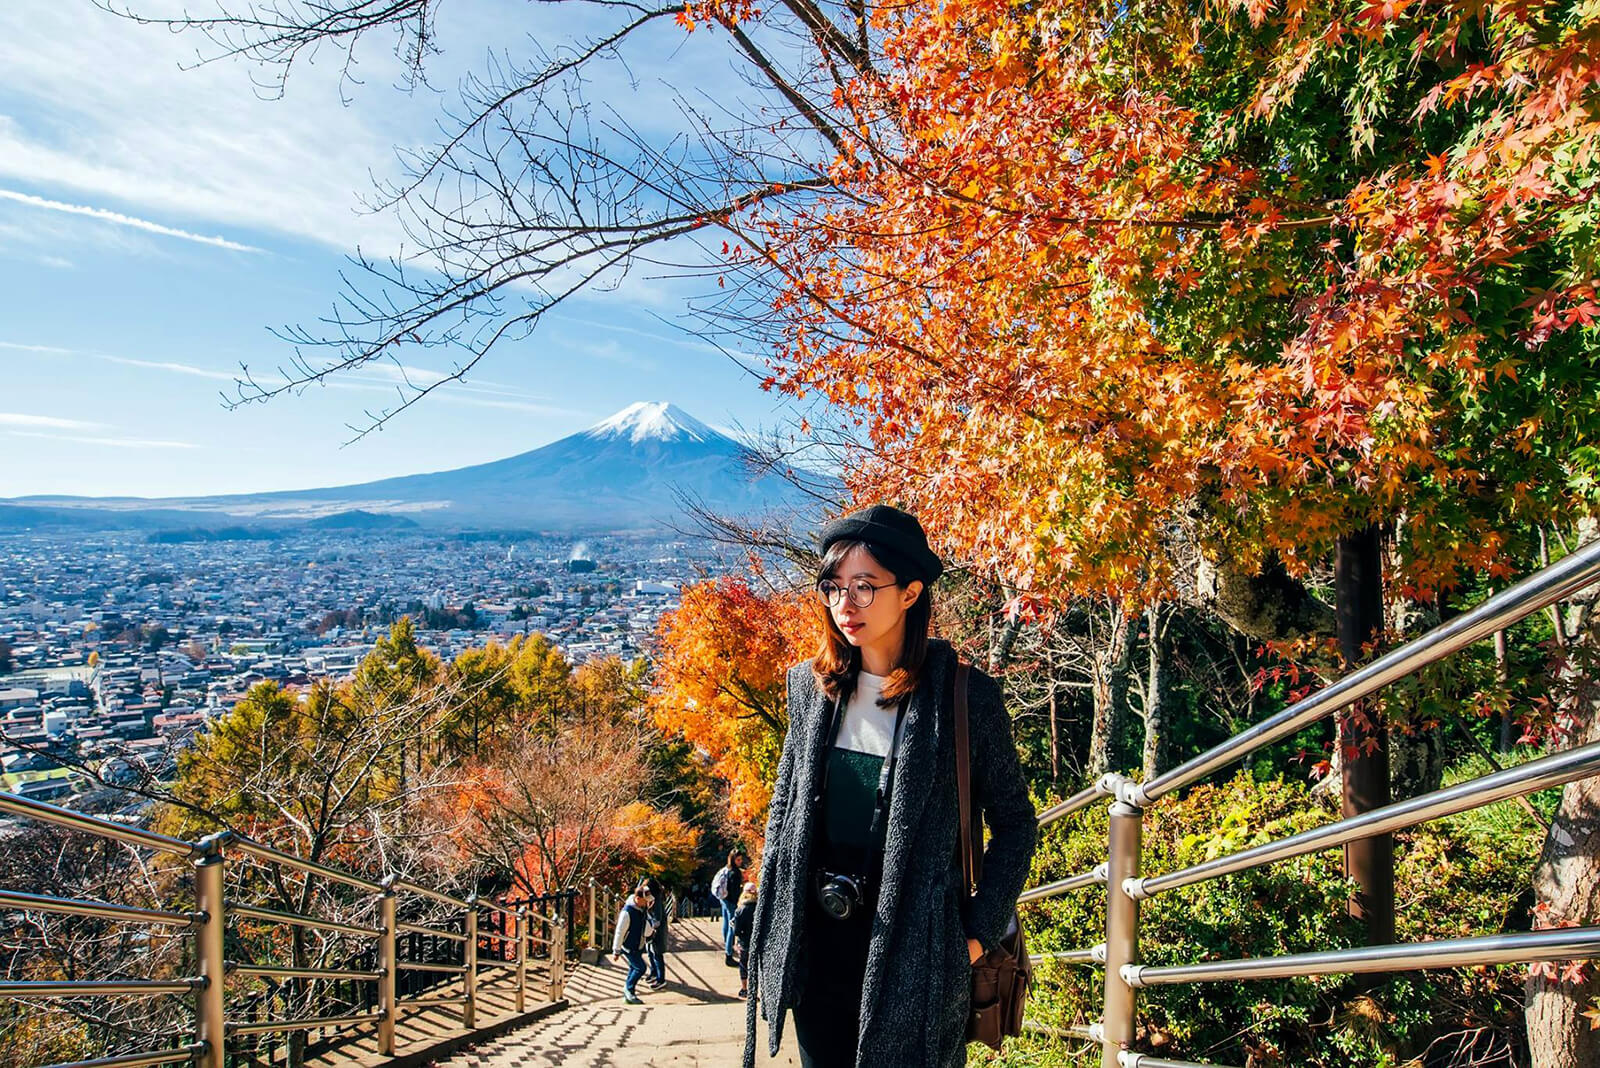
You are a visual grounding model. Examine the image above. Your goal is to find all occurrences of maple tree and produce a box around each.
[733,0,1599,1058]
[651,576,817,844]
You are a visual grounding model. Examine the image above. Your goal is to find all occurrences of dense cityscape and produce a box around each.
[0,528,724,807]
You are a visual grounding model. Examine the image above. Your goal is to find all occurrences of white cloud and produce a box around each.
[8,430,197,449]
[0,188,262,252]
[0,412,102,430]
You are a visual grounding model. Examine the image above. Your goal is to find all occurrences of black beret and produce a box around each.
[818,504,944,583]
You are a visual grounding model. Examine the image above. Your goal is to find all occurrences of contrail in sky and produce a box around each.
[0,188,262,252]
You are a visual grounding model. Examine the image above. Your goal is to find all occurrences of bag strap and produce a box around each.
[953,660,980,894]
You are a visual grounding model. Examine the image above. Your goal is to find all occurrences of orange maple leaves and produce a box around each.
[739,0,1600,606]
[650,577,817,844]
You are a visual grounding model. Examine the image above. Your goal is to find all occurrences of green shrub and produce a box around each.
[1000,771,1543,1067]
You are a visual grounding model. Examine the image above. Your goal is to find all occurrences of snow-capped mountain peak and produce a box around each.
[586,402,720,444]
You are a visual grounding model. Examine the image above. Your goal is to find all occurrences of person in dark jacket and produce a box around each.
[743,505,1038,1068]
[643,876,669,988]
[734,881,757,998]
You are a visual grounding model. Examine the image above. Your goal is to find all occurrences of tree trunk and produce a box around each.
[1141,603,1170,781]
[1526,677,1600,1067]
[1496,629,1516,753]
[1049,687,1061,787]
[1087,606,1137,778]
[1336,525,1394,949]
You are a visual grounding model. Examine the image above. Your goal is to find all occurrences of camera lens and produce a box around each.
[819,882,851,919]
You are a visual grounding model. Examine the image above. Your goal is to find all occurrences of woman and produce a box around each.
[734,881,757,998]
[743,505,1038,1068]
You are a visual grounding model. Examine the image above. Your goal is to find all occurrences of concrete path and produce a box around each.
[429,918,801,1067]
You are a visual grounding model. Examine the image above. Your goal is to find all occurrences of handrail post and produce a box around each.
[377,878,397,1056]
[463,897,478,1028]
[1101,794,1144,1068]
[514,906,528,1013]
[193,834,227,1068]
[589,879,597,951]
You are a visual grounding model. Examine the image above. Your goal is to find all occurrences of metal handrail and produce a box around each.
[1133,536,1600,806]
[1122,926,1600,987]
[231,903,383,938]
[227,834,383,893]
[0,979,200,997]
[227,1012,385,1036]
[229,964,383,982]
[396,879,471,909]
[0,888,197,926]
[1127,739,1600,900]
[398,920,468,942]
[38,1046,206,1068]
[1017,538,1600,1068]
[1016,865,1105,905]
[0,792,197,857]
[0,761,573,1067]
[1119,1056,1231,1068]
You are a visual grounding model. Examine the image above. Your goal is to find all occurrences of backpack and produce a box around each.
[711,865,733,901]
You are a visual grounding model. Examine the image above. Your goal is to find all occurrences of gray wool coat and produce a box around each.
[743,640,1038,1068]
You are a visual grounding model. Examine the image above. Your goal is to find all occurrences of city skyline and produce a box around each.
[0,1,802,499]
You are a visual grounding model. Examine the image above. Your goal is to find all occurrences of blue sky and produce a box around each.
[0,1,802,498]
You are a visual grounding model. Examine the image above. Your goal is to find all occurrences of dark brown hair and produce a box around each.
[812,538,933,705]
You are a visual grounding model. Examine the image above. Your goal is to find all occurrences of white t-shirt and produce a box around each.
[835,671,901,756]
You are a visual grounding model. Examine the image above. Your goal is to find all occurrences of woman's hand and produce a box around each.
[967,938,984,964]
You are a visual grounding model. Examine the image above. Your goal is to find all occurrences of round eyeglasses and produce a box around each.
[816,579,899,608]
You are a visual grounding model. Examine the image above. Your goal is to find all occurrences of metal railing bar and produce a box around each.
[227,835,382,893]
[1037,777,1118,831]
[402,994,469,1008]
[476,959,519,969]
[525,933,553,946]
[0,888,197,927]
[1137,537,1600,805]
[230,903,383,938]
[1017,865,1107,905]
[229,965,383,982]
[1119,1054,1241,1068]
[397,921,467,942]
[0,979,199,998]
[396,962,467,974]
[1132,739,1600,900]
[38,1044,206,1068]
[1123,925,1600,987]
[1022,1019,1099,1041]
[226,1012,383,1036]
[0,793,197,858]
[1029,946,1102,966]
[395,880,471,910]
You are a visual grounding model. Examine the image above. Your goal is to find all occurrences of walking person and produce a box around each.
[712,849,745,966]
[611,882,654,1005]
[643,876,669,988]
[742,505,1038,1068]
[734,881,757,999]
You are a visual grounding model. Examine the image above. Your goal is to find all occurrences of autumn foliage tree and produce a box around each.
[651,577,816,844]
[742,0,1600,1059]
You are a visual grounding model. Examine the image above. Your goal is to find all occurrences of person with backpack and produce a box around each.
[712,849,745,966]
[611,882,655,1005]
[741,505,1038,1067]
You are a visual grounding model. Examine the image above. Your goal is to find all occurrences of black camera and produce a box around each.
[815,870,867,920]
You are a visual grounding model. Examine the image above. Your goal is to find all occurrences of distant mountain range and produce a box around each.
[1,402,814,534]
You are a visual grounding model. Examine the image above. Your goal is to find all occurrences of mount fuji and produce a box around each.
[2,403,815,533]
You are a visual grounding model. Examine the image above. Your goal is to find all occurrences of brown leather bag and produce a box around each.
[954,661,1032,1050]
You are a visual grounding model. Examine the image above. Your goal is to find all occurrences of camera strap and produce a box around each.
[817,685,912,869]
